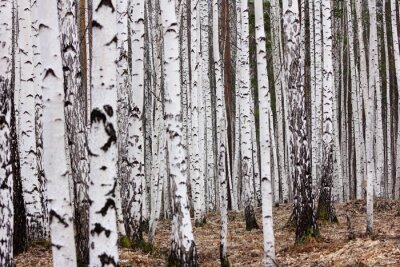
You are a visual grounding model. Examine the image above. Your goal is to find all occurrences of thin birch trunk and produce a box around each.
[254,0,276,264]
[88,0,120,265]
[213,0,228,264]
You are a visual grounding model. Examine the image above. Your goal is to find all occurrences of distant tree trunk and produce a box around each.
[88,0,120,265]
[365,0,379,234]
[213,0,228,264]
[0,0,14,264]
[270,0,289,203]
[37,0,77,264]
[116,0,130,238]
[160,1,199,265]
[254,0,276,264]
[18,0,48,242]
[190,0,206,226]
[317,0,338,223]
[238,0,258,231]
[127,0,145,243]
[392,0,400,200]
[282,0,318,242]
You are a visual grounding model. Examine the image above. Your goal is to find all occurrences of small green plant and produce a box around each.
[119,236,132,249]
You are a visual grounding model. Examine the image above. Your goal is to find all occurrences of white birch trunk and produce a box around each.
[255,0,276,264]
[392,0,400,200]
[213,0,228,263]
[18,0,46,242]
[88,0,119,265]
[37,0,77,264]
[160,1,199,265]
[366,0,378,234]
[127,0,145,242]
[0,0,14,264]
[239,0,258,230]
[58,0,91,262]
[190,0,206,226]
[383,0,393,199]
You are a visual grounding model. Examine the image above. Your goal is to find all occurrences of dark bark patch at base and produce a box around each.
[194,217,206,228]
[168,240,199,267]
[245,205,259,231]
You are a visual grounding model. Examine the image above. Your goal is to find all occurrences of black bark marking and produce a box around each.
[90,223,111,237]
[105,181,117,197]
[49,210,69,228]
[38,24,50,31]
[96,198,116,216]
[92,20,103,29]
[98,253,117,267]
[100,166,107,170]
[101,123,116,152]
[105,35,118,46]
[96,0,115,13]
[91,109,106,124]
[43,69,57,79]
[103,105,113,117]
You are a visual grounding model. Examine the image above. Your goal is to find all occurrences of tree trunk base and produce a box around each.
[245,205,259,231]
[168,240,199,267]
[317,187,338,223]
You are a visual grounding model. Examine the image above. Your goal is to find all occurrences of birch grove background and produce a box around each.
[1,0,400,266]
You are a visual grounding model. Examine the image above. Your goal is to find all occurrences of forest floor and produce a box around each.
[16,199,400,266]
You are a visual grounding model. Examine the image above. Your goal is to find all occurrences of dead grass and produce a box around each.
[15,199,400,266]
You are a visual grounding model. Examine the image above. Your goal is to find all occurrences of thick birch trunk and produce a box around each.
[283,0,318,242]
[37,0,77,264]
[0,0,14,264]
[160,1,199,265]
[88,0,120,265]
[58,0,90,263]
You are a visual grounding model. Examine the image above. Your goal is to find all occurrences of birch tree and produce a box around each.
[254,0,276,264]
[37,0,77,264]
[239,0,258,230]
[190,0,206,226]
[18,0,47,242]
[0,0,14,264]
[365,0,378,234]
[127,0,146,243]
[282,0,318,241]
[213,0,228,264]
[58,0,90,263]
[393,0,400,197]
[88,0,120,265]
[160,0,199,265]
[317,0,338,223]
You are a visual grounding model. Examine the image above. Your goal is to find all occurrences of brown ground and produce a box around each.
[15,199,400,266]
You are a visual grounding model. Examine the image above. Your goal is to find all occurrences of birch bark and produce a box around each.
[58,0,90,263]
[282,0,318,241]
[37,0,77,264]
[0,0,14,264]
[88,0,120,265]
[160,1,199,265]
[254,0,276,264]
